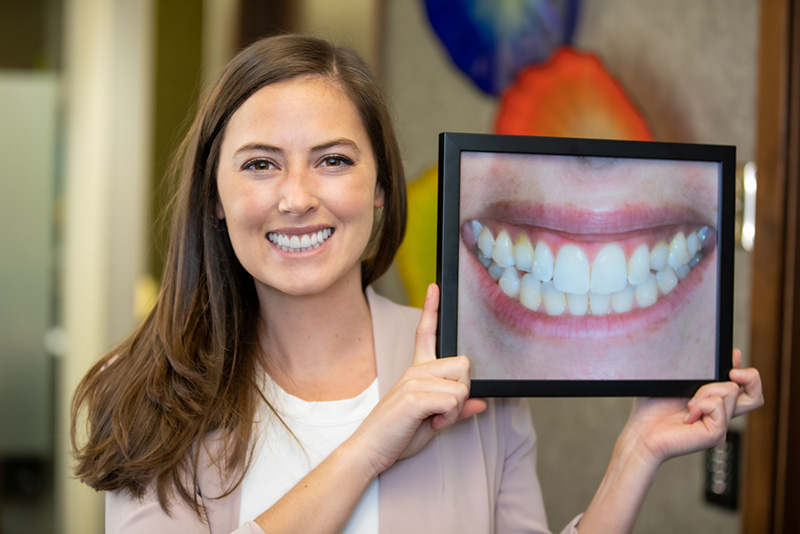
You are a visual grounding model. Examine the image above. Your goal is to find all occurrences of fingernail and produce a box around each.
[427,284,434,298]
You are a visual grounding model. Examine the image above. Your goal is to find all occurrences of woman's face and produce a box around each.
[215,75,383,299]
[458,152,719,380]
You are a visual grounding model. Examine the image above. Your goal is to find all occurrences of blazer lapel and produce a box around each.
[368,289,491,534]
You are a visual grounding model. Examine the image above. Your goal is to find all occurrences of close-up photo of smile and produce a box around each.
[457,151,720,381]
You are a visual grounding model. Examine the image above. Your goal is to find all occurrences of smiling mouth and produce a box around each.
[267,228,333,252]
[464,219,714,316]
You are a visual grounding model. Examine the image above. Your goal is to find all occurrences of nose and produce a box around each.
[278,169,319,216]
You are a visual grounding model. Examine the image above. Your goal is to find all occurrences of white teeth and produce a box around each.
[656,267,679,295]
[498,267,521,298]
[675,264,691,280]
[532,241,554,282]
[590,243,627,295]
[635,273,659,308]
[589,292,611,315]
[478,226,495,258]
[514,233,534,273]
[519,274,541,311]
[668,231,691,268]
[470,220,483,240]
[488,263,503,281]
[269,228,332,252]
[541,282,566,316]
[687,231,700,257]
[492,230,515,268]
[554,244,590,294]
[611,284,636,313]
[467,220,710,316]
[650,241,669,271]
[567,292,588,316]
[627,244,650,285]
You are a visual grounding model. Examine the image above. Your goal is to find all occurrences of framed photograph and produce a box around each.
[436,133,735,397]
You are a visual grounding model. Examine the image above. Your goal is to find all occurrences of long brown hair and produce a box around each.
[71,34,407,516]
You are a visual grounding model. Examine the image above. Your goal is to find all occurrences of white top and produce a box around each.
[238,378,380,532]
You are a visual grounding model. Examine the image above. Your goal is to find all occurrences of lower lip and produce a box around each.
[461,240,715,340]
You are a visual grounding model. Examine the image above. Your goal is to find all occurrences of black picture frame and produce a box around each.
[436,132,735,397]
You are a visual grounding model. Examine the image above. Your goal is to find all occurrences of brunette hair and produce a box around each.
[71,34,407,516]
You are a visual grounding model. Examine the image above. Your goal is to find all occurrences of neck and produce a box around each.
[256,270,376,400]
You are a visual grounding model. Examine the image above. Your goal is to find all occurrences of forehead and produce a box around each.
[222,75,368,145]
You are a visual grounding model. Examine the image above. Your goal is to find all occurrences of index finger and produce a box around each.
[413,283,440,365]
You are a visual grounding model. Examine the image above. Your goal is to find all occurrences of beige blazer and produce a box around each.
[106,289,580,533]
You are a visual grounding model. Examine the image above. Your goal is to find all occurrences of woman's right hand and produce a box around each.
[347,283,487,478]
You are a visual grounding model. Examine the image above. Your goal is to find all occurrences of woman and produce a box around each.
[71,34,762,533]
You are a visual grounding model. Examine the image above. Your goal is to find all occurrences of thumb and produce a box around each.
[413,283,439,365]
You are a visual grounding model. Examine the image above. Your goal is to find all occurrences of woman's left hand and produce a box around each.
[622,349,763,468]
[578,350,762,532]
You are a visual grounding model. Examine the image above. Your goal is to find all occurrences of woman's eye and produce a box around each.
[321,155,354,167]
[242,159,274,171]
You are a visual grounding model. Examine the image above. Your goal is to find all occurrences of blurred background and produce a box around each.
[0,0,797,532]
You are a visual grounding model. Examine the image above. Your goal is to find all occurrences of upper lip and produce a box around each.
[465,202,713,237]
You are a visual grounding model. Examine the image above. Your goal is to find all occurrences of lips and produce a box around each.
[460,211,716,339]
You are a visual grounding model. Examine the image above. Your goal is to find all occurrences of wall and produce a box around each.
[381,1,758,532]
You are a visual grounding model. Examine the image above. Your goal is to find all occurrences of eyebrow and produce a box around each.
[233,138,361,158]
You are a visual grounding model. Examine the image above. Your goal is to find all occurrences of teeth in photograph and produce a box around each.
[611,284,636,313]
[675,264,691,280]
[513,233,534,273]
[589,291,611,315]
[635,273,659,308]
[627,244,650,285]
[498,267,521,298]
[567,292,588,316]
[492,229,515,268]
[553,244,590,294]
[532,241,554,282]
[698,226,709,244]
[667,231,691,268]
[656,266,679,295]
[519,273,541,311]
[650,240,669,271]
[478,226,495,258]
[541,282,567,316]
[488,263,504,281]
[470,220,483,240]
[687,230,700,257]
[590,243,628,295]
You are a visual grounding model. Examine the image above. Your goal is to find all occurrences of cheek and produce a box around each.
[222,194,269,233]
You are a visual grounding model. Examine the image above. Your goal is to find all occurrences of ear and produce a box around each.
[374,184,385,209]
[215,198,225,220]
